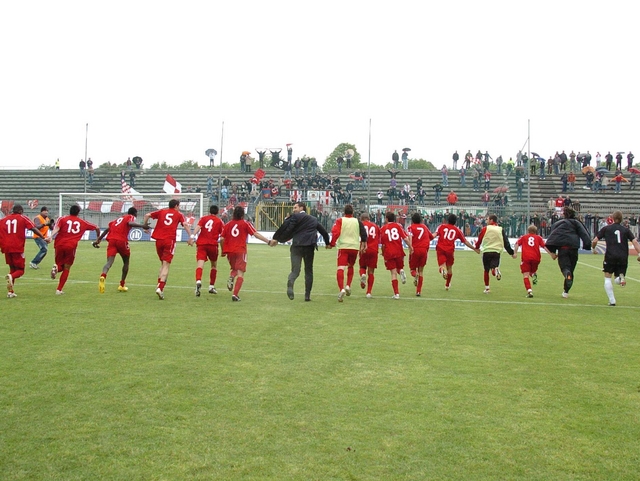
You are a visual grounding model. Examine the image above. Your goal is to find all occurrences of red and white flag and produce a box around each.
[27,199,39,209]
[290,190,302,202]
[121,178,142,201]
[163,174,182,194]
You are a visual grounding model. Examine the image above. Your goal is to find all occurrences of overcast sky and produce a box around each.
[1,0,637,170]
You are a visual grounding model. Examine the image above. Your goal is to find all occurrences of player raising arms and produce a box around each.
[220,205,271,301]
[50,204,101,295]
[434,213,479,290]
[189,205,224,297]
[513,224,556,298]
[93,207,148,293]
[3,204,49,298]
[143,199,192,300]
[379,211,413,299]
[406,212,434,297]
[358,212,380,298]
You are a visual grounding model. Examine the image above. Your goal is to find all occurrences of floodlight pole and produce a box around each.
[83,122,88,219]
[367,118,372,212]
[218,121,224,204]
[84,123,88,194]
[527,119,531,225]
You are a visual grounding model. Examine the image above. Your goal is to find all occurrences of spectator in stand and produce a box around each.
[401,150,409,169]
[595,152,602,167]
[585,170,595,189]
[615,152,623,170]
[452,151,459,169]
[433,182,443,205]
[605,151,613,170]
[447,190,458,205]
[464,150,473,169]
[459,167,466,187]
[483,170,491,190]
[481,190,490,206]
[613,172,624,193]
[567,171,576,192]
[516,178,524,200]
[472,169,480,191]
[496,155,503,174]
[538,157,546,179]
[79,159,86,177]
[441,165,449,186]
[628,151,634,170]
[565,151,574,171]
[392,150,400,169]
[561,172,568,192]
[630,172,637,190]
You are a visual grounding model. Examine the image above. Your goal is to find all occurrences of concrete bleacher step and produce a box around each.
[1,167,639,217]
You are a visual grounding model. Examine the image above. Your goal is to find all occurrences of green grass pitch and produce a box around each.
[2,241,640,480]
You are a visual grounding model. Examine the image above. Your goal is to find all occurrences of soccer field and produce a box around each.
[2,242,640,480]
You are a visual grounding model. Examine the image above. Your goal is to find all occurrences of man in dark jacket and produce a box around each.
[545,206,591,298]
[271,202,330,301]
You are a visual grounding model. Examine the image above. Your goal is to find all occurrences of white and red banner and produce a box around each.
[308,190,331,204]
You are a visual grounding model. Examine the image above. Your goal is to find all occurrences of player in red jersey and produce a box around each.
[93,207,148,293]
[2,204,49,298]
[379,211,413,299]
[328,204,368,302]
[358,212,380,298]
[434,213,479,290]
[50,204,101,295]
[143,199,193,300]
[513,225,556,298]
[406,212,434,297]
[188,204,224,297]
[220,205,271,301]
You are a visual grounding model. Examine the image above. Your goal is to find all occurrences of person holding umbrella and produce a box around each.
[402,148,409,170]
[628,167,640,189]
